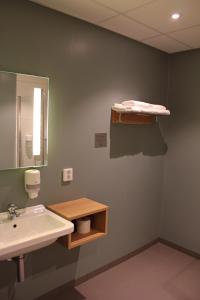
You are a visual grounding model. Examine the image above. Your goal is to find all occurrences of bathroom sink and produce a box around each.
[0,204,74,260]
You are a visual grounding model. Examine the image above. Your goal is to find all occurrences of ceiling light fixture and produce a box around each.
[171,13,181,20]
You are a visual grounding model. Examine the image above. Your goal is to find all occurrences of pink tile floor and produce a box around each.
[76,243,200,300]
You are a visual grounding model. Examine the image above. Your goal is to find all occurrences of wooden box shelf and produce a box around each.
[111,109,156,124]
[47,198,109,249]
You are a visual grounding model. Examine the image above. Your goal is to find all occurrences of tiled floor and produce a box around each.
[76,243,200,300]
[37,243,200,300]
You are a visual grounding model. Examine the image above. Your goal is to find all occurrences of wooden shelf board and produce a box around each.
[69,229,106,249]
[48,198,108,221]
[111,110,156,124]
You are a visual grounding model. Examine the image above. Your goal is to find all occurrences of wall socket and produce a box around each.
[63,168,73,182]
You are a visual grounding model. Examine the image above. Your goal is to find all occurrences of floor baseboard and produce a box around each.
[159,238,200,259]
[36,237,200,299]
[75,237,200,286]
[75,238,159,286]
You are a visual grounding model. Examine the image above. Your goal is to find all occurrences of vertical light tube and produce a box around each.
[33,88,41,156]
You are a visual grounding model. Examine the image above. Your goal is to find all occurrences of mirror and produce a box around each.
[0,71,48,170]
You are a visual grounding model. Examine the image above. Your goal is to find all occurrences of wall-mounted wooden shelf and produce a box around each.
[111,110,156,124]
[47,198,109,249]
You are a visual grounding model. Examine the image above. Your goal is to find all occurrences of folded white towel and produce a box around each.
[113,103,124,110]
[112,105,170,116]
[121,100,167,111]
[112,100,170,116]
[122,100,151,108]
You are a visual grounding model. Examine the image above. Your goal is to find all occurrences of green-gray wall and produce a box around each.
[161,49,200,253]
[0,0,168,299]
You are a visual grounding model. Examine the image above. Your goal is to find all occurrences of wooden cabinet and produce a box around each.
[47,198,109,249]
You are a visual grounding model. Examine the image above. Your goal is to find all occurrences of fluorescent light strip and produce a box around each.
[33,88,41,156]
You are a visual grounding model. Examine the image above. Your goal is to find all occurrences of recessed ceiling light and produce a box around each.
[171,13,181,20]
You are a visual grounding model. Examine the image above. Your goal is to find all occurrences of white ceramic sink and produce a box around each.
[0,204,74,260]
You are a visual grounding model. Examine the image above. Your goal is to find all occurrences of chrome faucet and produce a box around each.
[7,203,20,219]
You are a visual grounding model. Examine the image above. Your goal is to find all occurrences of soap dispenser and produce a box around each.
[25,169,40,199]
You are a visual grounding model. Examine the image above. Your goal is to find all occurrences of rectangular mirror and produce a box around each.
[0,71,49,170]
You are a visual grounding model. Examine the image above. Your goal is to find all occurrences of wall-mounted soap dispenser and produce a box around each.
[25,169,40,199]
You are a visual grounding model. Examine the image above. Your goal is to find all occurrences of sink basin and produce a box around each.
[0,204,74,260]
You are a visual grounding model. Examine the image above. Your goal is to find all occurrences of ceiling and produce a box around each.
[30,0,200,53]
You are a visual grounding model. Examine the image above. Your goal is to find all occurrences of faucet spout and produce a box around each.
[7,203,20,219]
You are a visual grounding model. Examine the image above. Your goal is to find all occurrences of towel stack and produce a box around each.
[112,100,170,116]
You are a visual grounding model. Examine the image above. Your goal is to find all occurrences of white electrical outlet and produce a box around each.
[63,168,73,182]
